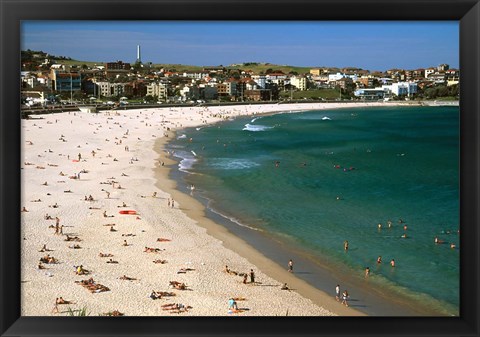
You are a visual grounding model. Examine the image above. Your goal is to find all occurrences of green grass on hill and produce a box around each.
[53,58,315,75]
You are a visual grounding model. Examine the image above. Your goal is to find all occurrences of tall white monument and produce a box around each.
[136,45,141,63]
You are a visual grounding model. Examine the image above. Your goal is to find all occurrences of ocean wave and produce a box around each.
[322,116,331,120]
[177,134,187,139]
[207,206,263,232]
[208,158,260,170]
[243,124,273,132]
[250,116,264,123]
[172,150,197,172]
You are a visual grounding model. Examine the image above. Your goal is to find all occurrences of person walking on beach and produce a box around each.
[288,259,293,273]
[365,267,370,277]
[55,217,60,235]
[335,284,340,301]
[249,269,255,284]
[341,290,349,307]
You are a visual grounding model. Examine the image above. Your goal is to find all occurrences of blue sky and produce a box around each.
[21,21,459,71]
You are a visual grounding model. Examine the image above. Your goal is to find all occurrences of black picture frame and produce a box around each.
[1,0,479,336]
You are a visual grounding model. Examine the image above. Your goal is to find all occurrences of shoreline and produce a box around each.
[156,103,453,316]
[21,101,450,316]
[154,134,364,316]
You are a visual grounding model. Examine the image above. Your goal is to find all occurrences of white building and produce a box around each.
[425,68,436,78]
[146,82,168,100]
[182,72,208,80]
[290,76,308,91]
[383,82,418,96]
[328,72,358,83]
[251,75,267,89]
[95,81,126,97]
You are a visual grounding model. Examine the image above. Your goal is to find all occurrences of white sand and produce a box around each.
[21,102,412,316]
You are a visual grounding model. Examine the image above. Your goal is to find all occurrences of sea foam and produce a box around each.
[243,124,273,132]
[209,158,260,170]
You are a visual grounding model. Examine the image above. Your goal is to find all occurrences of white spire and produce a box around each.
[137,45,141,63]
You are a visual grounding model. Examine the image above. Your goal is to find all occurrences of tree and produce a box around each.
[144,95,156,103]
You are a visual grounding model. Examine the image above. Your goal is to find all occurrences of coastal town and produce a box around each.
[20,42,459,317]
[21,47,459,109]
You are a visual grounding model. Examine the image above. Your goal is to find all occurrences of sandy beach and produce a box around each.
[21,101,414,316]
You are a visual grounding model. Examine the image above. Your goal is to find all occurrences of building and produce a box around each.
[425,68,436,78]
[437,64,449,71]
[216,83,229,96]
[105,61,131,79]
[95,81,126,97]
[50,70,82,92]
[356,76,374,88]
[180,85,200,101]
[383,82,418,97]
[182,72,208,80]
[146,82,168,101]
[200,85,218,100]
[428,72,446,84]
[224,80,238,97]
[244,89,272,101]
[203,66,226,74]
[446,69,460,86]
[333,77,354,90]
[290,76,307,91]
[251,75,267,89]
[354,88,385,100]
[309,68,321,76]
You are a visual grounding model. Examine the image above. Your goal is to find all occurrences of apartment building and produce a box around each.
[290,76,307,91]
[146,82,168,101]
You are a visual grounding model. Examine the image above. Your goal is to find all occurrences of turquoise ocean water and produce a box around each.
[168,106,460,315]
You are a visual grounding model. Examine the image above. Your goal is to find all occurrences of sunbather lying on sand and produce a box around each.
[161,303,192,313]
[153,259,167,264]
[56,297,74,305]
[40,255,57,264]
[99,253,114,257]
[156,238,171,242]
[119,275,137,281]
[169,281,187,290]
[75,278,110,293]
[144,247,163,253]
[65,235,81,242]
